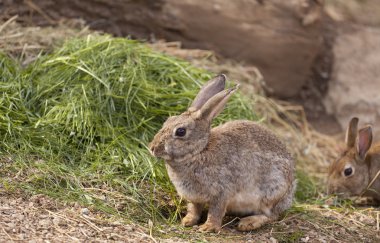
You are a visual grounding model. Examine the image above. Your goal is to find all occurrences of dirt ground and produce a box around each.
[1,189,379,242]
[0,191,159,243]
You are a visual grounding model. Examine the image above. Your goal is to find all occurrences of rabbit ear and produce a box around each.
[345,117,359,148]
[189,74,226,111]
[356,125,373,161]
[197,84,239,121]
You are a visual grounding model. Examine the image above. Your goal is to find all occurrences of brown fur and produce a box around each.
[149,75,296,232]
[328,117,380,201]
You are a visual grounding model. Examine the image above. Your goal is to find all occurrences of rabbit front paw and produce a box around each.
[199,221,221,233]
[182,202,203,227]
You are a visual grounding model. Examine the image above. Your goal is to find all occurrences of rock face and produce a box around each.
[324,26,380,138]
[1,0,328,98]
[158,0,327,98]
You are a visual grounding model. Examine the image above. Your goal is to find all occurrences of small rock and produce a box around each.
[140,236,149,241]
[7,222,15,228]
[18,214,25,221]
[81,208,90,215]
[125,225,134,231]
[270,237,278,243]
[301,236,310,242]
[39,219,51,227]
[52,217,62,225]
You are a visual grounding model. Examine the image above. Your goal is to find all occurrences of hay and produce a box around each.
[0,16,92,65]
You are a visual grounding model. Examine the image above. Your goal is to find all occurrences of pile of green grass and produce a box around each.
[0,35,256,224]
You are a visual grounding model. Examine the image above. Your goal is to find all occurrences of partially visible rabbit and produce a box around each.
[149,74,296,232]
[328,117,380,201]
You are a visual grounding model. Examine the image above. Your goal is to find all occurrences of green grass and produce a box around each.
[295,169,318,202]
[0,35,257,225]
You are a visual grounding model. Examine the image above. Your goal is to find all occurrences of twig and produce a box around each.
[25,0,56,25]
[83,187,138,202]
[0,33,25,40]
[221,217,239,228]
[0,15,18,34]
[147,219,157,243]
[46,209,79,224]
[1,226,15,242]
[305,220,339,241]
[278,213,301,223]
[135,231,158,243]
[80,227,89,238]
[54,225,81,242]
[80,216,103,232]
[357,170,380,200]
[1,45,45,51]
[347,214,365,227]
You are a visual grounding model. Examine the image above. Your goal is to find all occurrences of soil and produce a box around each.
[1,189,379,242]
[0,191,157,243]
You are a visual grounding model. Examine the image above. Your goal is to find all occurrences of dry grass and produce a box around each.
[0,15,92,65]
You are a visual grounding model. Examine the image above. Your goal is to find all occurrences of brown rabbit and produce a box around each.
[149,75,296,232]
[328,117,380,201]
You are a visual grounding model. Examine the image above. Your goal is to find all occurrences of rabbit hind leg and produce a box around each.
[236,181,297,231]
[237,214,276,231]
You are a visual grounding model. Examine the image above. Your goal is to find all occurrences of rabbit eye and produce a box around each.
[344,167,353,177]
[175,127,186,137]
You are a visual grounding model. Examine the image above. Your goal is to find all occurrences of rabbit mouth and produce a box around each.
[149,148,162,158]
[328,186,355,198]
[148,144,162,158]
[149,146,172,160]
